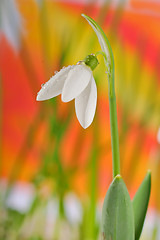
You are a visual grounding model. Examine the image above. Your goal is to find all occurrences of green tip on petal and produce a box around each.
[83,54,99,71]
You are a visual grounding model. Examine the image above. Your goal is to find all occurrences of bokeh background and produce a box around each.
[0,0,160,239]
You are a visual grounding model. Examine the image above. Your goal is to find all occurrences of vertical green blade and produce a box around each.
[132,171,151,240]
[102,175,134,240]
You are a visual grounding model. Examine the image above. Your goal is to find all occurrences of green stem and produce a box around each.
[108,87,120,177]
[82,14,120,178]
[95,44,120,178]
[106,51,120,177]
[106,59,120,178]
[95,50,107,59]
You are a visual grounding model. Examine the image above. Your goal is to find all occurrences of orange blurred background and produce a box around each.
[0,0,160,239]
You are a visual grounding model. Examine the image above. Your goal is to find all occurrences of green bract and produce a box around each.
[82,14,114,86]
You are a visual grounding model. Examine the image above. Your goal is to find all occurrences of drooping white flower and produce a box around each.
[0,0,22,50]
[36,59,98,129]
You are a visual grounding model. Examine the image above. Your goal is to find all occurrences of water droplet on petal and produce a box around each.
[77,61,82,65]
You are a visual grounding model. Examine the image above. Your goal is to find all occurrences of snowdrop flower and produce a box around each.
[37,54,99,129]
[0,0,22,50]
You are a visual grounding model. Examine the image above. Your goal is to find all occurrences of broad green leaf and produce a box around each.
[102,175,134,240]
[132,171,151,240]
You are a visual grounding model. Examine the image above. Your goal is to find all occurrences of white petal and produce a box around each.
[75,76,97,129]
[62,64,92,102]
[36,66,72,101]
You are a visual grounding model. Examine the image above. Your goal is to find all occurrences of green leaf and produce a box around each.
[132,171,151,240]
[102,175,134,240]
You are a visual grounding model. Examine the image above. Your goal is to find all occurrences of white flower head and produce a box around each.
[36,54,99,129]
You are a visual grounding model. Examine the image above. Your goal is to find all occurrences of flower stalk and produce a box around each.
[82,14,120,178]
[107,62,120,177]
[108,87,120,177]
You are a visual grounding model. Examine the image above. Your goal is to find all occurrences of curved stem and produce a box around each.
[95,50,107,60]
[82,14,120,178]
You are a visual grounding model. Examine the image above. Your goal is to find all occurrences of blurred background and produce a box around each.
[0,0,160,239]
